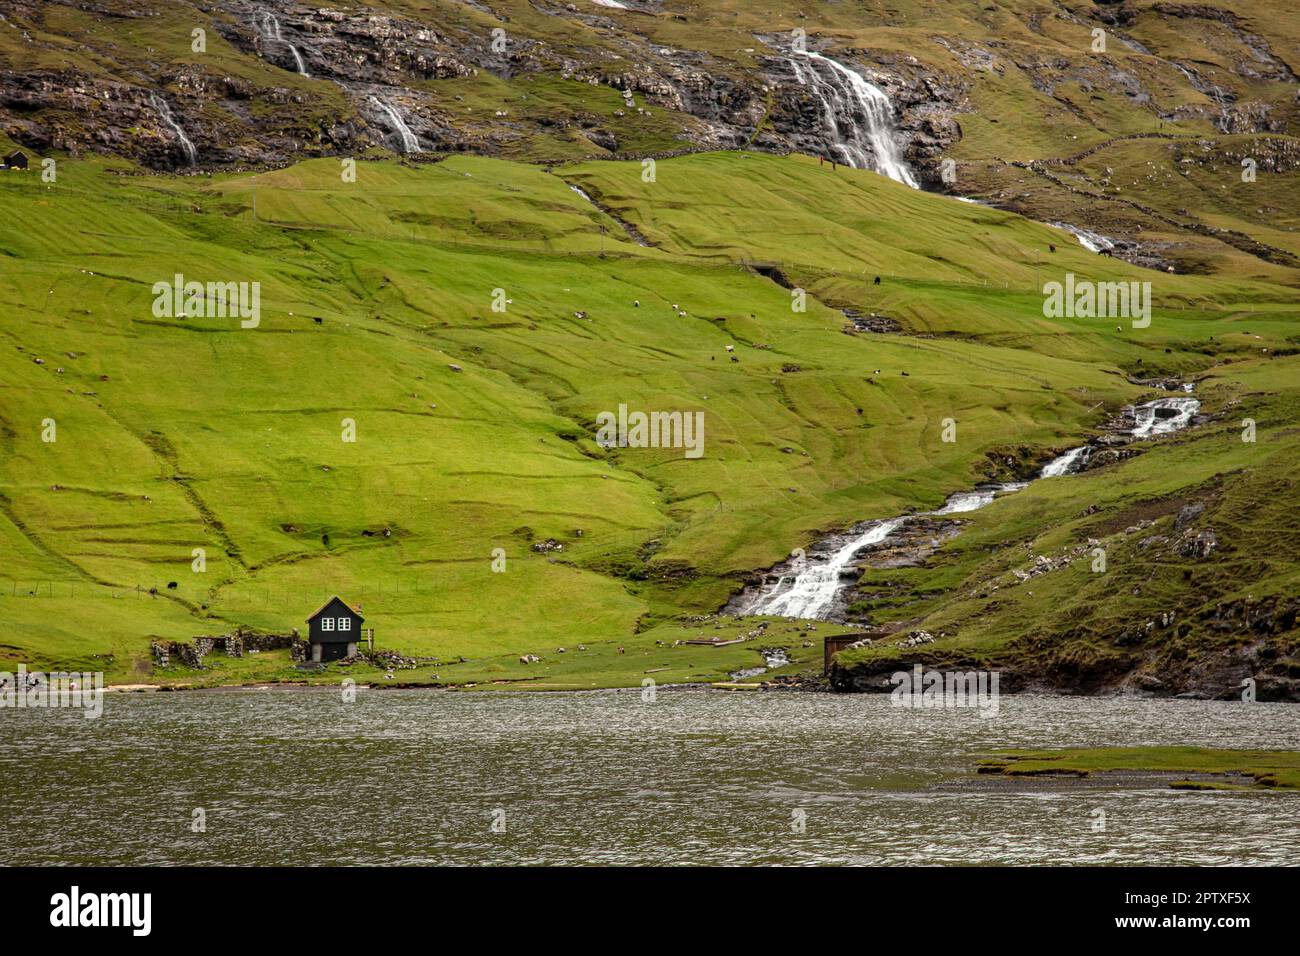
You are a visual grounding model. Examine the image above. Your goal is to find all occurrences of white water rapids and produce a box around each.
[789,50,918,188]
[1048,221,1117,254]
[1130,395,1199,437]
[149,93,196,165]
[754,517,906,619]
[738,394,1199,620]
[1039,445,1091,478]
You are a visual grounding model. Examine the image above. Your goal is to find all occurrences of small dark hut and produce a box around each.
[305,596,364,662]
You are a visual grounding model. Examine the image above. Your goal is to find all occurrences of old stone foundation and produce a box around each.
[151,626,301,669]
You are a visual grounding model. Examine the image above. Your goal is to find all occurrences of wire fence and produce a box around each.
[1,579,435,607]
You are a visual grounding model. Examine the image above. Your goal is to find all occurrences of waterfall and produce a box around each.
[259,12,308,77]
[149,93,196,165]
[789,50,918,188]
[741,478,1018,620]
[369,96,421,154]
[738,393,1199,620]
[1040,446,1090,478]
[1049,221,1116,254]
[1129,395,1199,438]
[749,517,907,620]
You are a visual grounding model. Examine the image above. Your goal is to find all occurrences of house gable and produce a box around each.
[306,596,364,643]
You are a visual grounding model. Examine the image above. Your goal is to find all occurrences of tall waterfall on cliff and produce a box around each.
[789,50,918,188]
[148,93,196,165]
[259,12,309,77]
[368,97,422,154]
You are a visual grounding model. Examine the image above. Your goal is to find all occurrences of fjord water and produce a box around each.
[3,690,1295,865]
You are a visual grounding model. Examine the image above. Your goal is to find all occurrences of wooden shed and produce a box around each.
[305,596,364,662]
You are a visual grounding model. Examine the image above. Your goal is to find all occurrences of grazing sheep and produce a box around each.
[873,276,881,285]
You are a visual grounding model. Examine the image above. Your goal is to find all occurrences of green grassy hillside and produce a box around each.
[4,0,1297,277]
[1,141,1296,688]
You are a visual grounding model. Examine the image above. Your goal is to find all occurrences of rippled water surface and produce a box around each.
[2,690,1296,865]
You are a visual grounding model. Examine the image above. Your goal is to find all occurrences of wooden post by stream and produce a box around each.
[824,633,870,675]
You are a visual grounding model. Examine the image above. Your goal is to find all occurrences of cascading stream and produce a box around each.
[149,93,196,165]
[1130,396,1199,437]
[1047,222,1117,254]
[256,11,426,157]
[368,96,421,153]
[738,394,1200,620]
[789,49,918,188]
[1039,445,1091,478]
[755,518,906,620]
[259,12,308,76]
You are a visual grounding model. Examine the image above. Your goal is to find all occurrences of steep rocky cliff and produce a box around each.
[5,3,1294,184]
[4,3,1296,245]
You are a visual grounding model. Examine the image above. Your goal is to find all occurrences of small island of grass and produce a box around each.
[976,746,1300,791]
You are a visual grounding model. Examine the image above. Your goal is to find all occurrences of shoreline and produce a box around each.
[95,676,1300,701]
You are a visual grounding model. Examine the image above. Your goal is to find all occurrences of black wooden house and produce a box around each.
[306,596,364,662]
[3,151,29,170]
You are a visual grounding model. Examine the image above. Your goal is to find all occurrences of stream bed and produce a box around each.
[732,394,1200,621]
